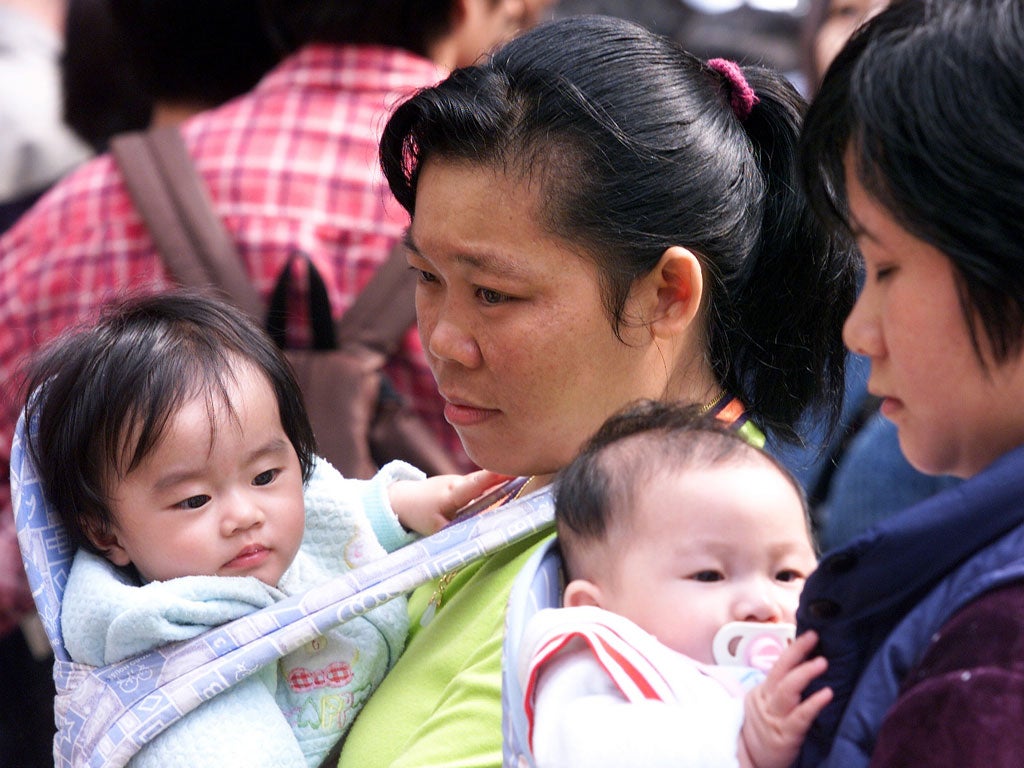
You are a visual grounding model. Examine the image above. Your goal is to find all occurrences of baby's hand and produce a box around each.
[389,470,511,536]
[738,630,833,768]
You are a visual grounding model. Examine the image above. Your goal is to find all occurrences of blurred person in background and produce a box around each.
[60,0,152,154]
[518,0,559,26]
[553,0,806,78]
[0,0,90,228]
[108,0,279,127]
[800,0,888,94]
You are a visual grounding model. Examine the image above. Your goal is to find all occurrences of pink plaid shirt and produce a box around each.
[0,44,469,635]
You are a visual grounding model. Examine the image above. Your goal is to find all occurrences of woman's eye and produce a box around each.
[860,252,895,282]
[406,259,438,284]
[176,495,210,510]
[477,287,510,305]
[874,265,896,282]
[690,570,724,583]
[253,469,278,487]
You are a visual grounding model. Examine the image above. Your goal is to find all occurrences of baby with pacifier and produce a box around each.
[519,401,832,768]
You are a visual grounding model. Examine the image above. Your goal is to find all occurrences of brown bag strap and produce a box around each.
[110,126,263,320]
[110,125,417,354]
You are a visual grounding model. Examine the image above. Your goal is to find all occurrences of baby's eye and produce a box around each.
[690,570,725,583]
[253,469,279,487]
[176,495,210,510]
[775,569,805,583]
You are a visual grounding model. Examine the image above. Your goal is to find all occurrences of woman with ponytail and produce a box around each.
[336,14,855,767]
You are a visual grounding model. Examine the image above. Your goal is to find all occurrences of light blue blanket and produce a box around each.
[61,458,418,767]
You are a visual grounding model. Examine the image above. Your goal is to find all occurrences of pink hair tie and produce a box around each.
[707,58,759,122]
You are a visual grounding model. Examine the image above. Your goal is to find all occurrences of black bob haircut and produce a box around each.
[108,0,280,107]
[799,0,1024,366]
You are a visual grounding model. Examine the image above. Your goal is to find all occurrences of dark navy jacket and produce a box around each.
[795,442,1024,768]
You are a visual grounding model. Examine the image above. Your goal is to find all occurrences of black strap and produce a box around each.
[267,252,337,351]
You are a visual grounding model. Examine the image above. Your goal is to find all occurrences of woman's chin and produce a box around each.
[461,442,535,479]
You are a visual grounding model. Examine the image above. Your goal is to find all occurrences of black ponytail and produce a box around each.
[712,65,856,442]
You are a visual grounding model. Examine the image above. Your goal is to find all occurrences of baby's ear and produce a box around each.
[562,578,603,609]
[86,526,132,568]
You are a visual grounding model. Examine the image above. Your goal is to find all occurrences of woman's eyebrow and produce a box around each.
[403,230,535,280]
[401,230,419,255]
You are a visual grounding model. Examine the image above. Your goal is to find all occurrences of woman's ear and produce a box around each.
[562,578,604,609]
[646,246,704,339]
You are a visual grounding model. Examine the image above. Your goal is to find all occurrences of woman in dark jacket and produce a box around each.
[795,1,1024,765]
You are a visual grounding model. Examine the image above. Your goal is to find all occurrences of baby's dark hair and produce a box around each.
[554,400,808,580]
[22,291,317,556]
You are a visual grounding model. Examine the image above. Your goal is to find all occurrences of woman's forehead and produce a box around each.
[410,159,584,268]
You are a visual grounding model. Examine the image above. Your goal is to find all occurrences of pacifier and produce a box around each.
[711,621,795,672]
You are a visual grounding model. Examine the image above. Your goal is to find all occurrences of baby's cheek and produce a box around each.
[780,591,803,623]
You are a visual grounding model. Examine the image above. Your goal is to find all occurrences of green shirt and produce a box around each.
[339,517,555,768]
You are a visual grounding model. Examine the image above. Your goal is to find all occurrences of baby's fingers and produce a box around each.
[443,470,512,516]
[765,630,821,682]
[785,685,834,731]
[762,633,830,712]
[780,654,829,697]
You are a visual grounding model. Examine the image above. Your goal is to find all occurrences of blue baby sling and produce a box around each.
[12,411,557,767]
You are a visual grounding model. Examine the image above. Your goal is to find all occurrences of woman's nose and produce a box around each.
[843,288,883,359]
[423,308,482,369]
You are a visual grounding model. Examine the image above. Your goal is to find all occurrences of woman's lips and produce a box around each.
[443,399,501,427]
[878,396,903,419]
